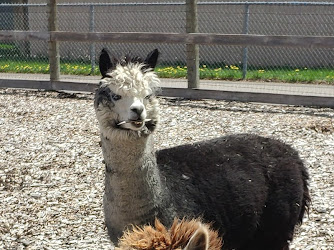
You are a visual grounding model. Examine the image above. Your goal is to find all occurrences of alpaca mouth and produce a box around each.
[117,119,151,129]
[131,120,144,128]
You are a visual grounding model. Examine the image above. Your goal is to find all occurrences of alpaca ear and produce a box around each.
[184,226,209,250]
[144,49,159,70]
[99,48,113,77]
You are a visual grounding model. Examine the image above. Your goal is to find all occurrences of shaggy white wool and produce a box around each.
[106,63,161,98]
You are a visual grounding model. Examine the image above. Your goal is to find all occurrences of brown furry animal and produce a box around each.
[116,218,223,250]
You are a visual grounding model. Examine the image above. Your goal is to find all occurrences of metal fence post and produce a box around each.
[47,0,60,82]
[186,0,199,89]
[242,4,250,80]
[89,5,96,74]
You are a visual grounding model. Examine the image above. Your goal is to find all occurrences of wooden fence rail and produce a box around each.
[0,30,334,107]
[0,0,333,107]
[1,31,334,49]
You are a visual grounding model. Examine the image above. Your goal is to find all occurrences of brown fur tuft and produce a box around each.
[117,218,223,250]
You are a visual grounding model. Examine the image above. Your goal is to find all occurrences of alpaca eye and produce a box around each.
[111,93,122,101]
[145,94,152,100]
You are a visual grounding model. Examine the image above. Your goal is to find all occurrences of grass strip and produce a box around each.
[0,59,333,84]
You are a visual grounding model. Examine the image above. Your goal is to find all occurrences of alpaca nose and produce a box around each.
[130,106,144,116]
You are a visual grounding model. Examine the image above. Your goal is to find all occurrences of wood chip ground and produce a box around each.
[0,89,333,249]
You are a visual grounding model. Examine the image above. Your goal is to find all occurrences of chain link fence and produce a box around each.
[0,1,333,81]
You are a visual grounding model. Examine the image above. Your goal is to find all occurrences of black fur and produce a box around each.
[157,134,310,250]
[94,85,114,109]
[143,48,159,71]
[99,48,114,77]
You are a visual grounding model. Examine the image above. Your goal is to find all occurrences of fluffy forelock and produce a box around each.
[105,63,160,97]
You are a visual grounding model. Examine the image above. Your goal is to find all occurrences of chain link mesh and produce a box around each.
[0,1,333,80]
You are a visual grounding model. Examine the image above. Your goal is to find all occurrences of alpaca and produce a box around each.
[116,218,223,250]
[94,48,310,250]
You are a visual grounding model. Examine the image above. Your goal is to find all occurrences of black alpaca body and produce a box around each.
[156,134,310,250]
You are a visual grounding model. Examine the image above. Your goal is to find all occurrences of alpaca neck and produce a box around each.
[101,133,170,236]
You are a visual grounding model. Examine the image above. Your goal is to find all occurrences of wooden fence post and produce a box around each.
[48,0,60,82]
[186,0,199,89]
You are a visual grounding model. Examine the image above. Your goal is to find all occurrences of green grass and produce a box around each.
[0,59,95,75]
[0,44,17,50]
[0,58,333,84]
[245,67,334,83]
[156,65,334,84]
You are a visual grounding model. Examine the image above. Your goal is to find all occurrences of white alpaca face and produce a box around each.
[94,48,160,137]
[105,82,151,131]
[116,96,147,130]
[95,72,159,133]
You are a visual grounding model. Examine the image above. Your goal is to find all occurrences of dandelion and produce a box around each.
[295,69,300,72]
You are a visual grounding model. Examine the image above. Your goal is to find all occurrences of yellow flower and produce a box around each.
[295,69,300,72]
